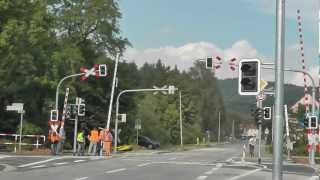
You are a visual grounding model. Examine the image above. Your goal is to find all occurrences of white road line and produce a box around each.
[54,162,68,166]
[74,177,88,180]
[137,163,152,167]
[204,163,223,175]
[227,168,262,180]
[196,176,208,180]
[30,165,46,169]
[74,160,86,163]
[18,157,63,168]
[168,157,177,160]
[105,168,127,174]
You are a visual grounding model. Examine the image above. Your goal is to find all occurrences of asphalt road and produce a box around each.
[0,144,318,180]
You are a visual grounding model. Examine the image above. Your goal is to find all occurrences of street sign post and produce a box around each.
[6,103,24,152]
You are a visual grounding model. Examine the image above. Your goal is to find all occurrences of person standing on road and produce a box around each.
[49,130,60,155]
[77,129,85,156]
[248,137,256,158]
[100,128,113,156]
[87,127,99,156]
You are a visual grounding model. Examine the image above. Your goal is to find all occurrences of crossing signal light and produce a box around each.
[99,64,107,77]
[206,57,213,69]
[238,59,261,95]
[309,115,318,129]
[263,107,271,120]
[50,110,58,121]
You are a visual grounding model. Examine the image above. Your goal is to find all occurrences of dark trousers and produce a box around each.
[51,141,58,155]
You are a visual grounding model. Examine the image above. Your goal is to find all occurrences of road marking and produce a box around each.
[227,168,262,180]
[168,157,177,160]
[196,176,208,180]
[54,162,68,166]
[105,168,127,174]
[75,177,88,180]
[309,176,319,180]
[74,160,86,163]
[204,163,223,175]
[30,165,46,169]
[18,157,63,168]
[137,163,152,167]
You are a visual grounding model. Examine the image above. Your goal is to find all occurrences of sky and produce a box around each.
[118,0,320,86]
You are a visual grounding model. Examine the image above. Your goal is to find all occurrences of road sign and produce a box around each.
[256,92,266,101]
[260,79,268,91]
[6,103,23,112]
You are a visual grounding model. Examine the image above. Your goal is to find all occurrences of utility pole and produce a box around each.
[106,53,120,129]
[218,111,221,144]
[273,0,285,179]
[18,111,24,152]
[231,120,235,141]
[179,91,183,148]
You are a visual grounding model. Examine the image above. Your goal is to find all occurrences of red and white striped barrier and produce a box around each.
[297,10,309,113]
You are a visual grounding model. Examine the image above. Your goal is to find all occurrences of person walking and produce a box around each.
[248,137,256,158]
[100,128,113,157]
[87,127,99,156]
[77,129,85,156]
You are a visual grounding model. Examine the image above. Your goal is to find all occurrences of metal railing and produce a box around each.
[0,133,46,152]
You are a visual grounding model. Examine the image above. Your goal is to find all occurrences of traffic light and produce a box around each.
[254,108,263,125]
[65,105,71,119]
[303,116,309,128]
[168,85,177,94]
[50,110,58,121]
[78,104,85,116]
[309,115,318,129]
[118,114,127,123]
[263,107,271,120]
[238,59,261,95]
[206,57,213,69]
[99,64,107,77]
[77,98,85,116]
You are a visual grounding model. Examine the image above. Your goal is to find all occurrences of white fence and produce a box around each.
[0,133,46,152]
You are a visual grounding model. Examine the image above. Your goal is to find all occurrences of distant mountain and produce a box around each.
[218,79,306,118]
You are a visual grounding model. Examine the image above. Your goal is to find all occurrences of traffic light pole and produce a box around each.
[262,66,316,114]
[273,0,285,179]
[114,87,178,153]
[257,100,262,165]
[55,73,85,116]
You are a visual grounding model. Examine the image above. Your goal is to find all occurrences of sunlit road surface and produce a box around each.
[0,144,317,180]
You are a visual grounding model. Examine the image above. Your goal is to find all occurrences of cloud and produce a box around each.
[124,40,262,79]
[124,40,318,87]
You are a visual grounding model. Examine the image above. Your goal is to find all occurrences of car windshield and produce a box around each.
[0,1,316,180]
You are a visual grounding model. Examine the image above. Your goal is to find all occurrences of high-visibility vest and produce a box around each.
[77,132,85,143]
[50,132,60,143]
[89,130,99,142]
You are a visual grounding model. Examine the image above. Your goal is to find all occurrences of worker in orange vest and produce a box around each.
[49,130,60,155]
[87,127,99,156]
[100,128,113,156]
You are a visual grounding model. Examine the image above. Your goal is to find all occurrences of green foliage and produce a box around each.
[0,1,226,147]
[16,122,42,135]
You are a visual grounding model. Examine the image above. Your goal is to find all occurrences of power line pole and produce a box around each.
[273,0,285,179]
